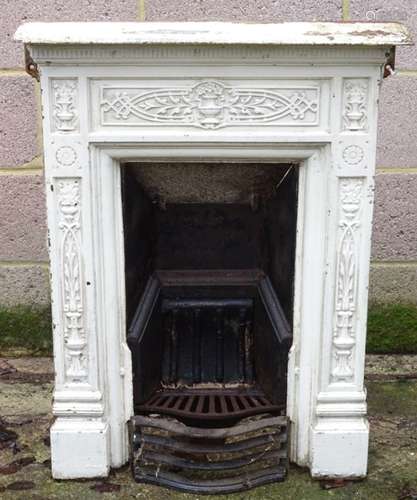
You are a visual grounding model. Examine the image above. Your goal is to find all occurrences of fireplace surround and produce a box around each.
[15,21,411,487]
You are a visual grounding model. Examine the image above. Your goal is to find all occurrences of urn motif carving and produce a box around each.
[343,80,368,131]
[52,80,78,132]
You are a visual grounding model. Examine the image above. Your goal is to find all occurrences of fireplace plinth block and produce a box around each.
[310,419,369,478]
[50,419,110,479]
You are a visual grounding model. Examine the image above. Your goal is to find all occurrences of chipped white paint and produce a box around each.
[15,21,410,481]
[15,21,412,46]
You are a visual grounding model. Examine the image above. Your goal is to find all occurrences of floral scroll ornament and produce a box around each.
[101,80,319,129]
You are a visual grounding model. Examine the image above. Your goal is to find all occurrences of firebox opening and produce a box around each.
[122,160,298,413]
[122,161,298,489]
[122,162,298,410]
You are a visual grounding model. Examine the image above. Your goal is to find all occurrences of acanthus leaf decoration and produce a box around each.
[331,178,363,384]
[57,179,87,382]
[101,80,319,129]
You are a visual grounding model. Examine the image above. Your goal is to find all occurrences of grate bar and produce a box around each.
[139,431,285,455]
[219,395,228,414]
[195,395,205,414]
[141,449,285,471]
[133,414,287,439]
[134,466,287,494]
[138,389,283,421]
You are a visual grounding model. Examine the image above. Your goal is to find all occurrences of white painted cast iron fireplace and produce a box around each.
[16,21,410,484]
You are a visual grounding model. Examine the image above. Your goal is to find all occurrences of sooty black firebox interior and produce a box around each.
[122,162,298,494]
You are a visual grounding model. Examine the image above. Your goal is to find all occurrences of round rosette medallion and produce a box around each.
[342,145,364,166]
[56,146,77,167]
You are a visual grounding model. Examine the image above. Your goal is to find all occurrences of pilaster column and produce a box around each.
[41,75,110,478]
[311,76,378,477]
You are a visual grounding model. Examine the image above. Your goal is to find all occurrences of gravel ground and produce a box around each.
[0,355,416,500]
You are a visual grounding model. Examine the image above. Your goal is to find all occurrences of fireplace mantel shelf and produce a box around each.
[15,21,411,47]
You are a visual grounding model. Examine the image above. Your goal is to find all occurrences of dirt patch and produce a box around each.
[0,358,54,385]
[0,456,35,475]
[366,354,417,377]
[5,480,36,490]
[0,421,17,451]
[90,482,122,493]
[4,358,54,375]
[0,360,16,377]
[0,371,53,384]
[0,381,52,419]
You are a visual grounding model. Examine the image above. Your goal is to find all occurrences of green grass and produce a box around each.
[0,303,416,357]
[366,303,417,354]
[0,306,53,356]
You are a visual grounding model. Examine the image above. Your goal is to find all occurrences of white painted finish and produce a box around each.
[17,21,408,480]
[15,21,411,46]
[50,420,110,479]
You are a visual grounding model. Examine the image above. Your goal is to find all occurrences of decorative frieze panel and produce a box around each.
[342,79,369,131]
[331,178,364,384]
[98,80,320,129]
[51,79,79,133]
[56,178,87,383]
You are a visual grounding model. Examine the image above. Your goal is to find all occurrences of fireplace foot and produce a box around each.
[310,419,369,478]
[131,414,288,494]
[50,419,110,479]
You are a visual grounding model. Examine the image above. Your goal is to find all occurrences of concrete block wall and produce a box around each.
[0,0,416,307]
